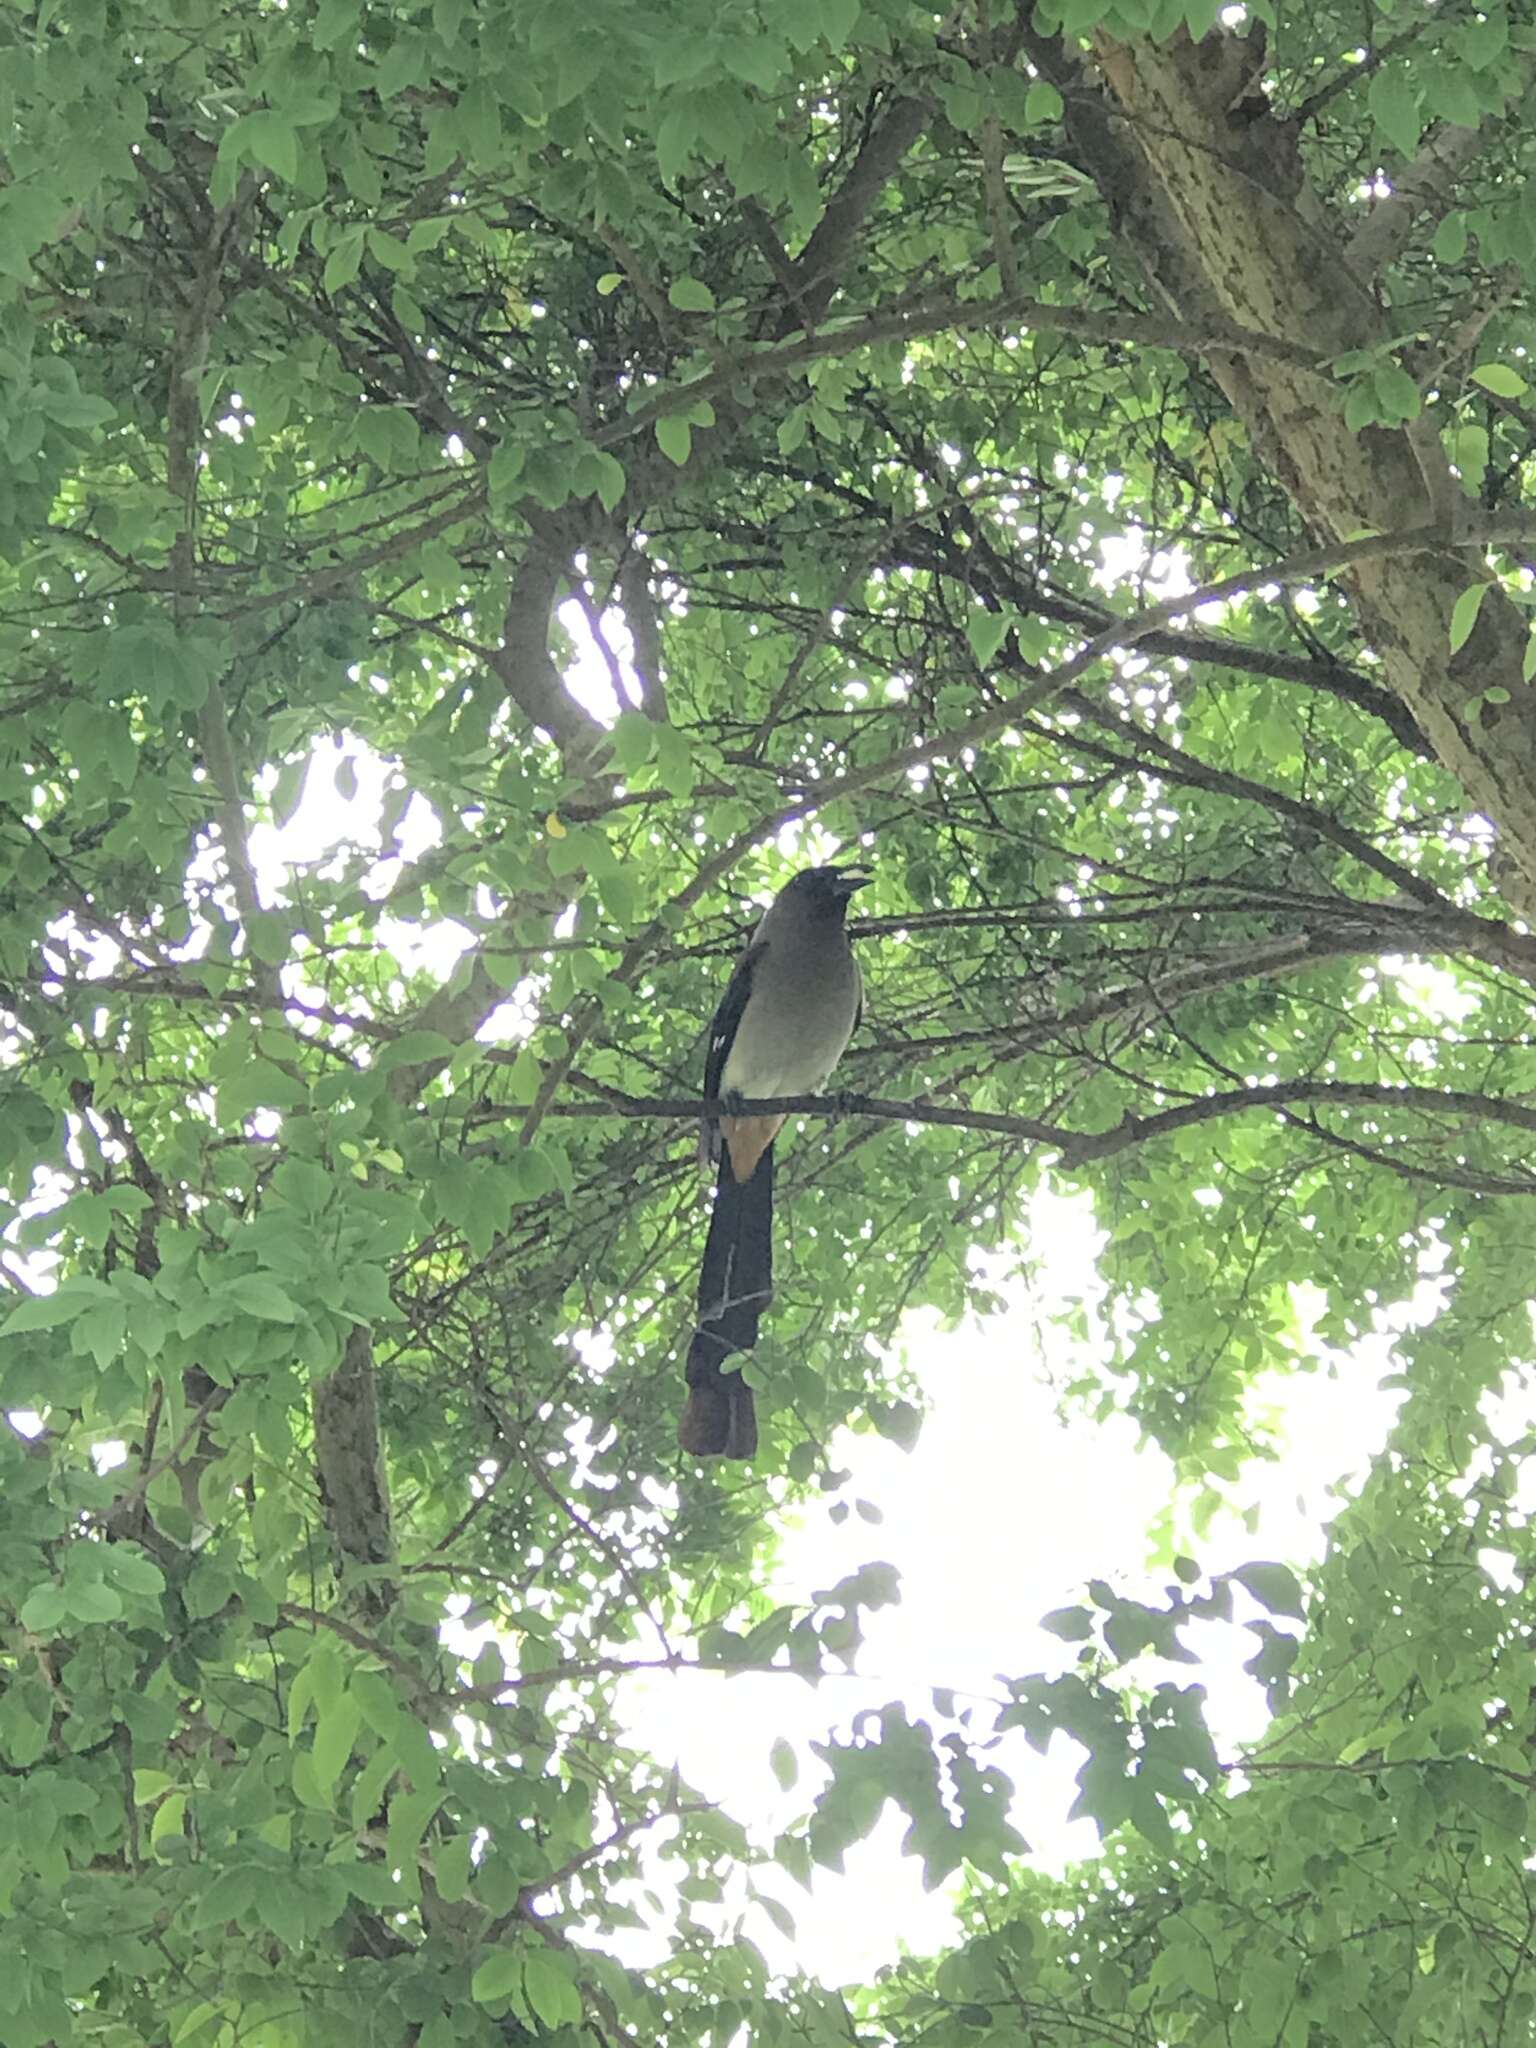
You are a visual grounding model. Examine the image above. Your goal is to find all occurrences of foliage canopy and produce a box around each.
[2,0,1536,2041]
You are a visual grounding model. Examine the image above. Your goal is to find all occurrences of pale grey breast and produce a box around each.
[720,941,861,1099]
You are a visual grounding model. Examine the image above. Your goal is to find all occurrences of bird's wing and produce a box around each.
[700,939,768,1158]
[704,939,767,1099]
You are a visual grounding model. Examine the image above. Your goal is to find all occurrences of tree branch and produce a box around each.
[979,115,1022,297]
[607,287,1325,449]
[789,96,932,324]
[1345,120,1490,278]
[493,536,610,771]
[508,1080,1536,1187]
[311,1324,399,1619]
[165,195,280,1008]
[919,515,1431,756]
[617,550,667,721]
[1049,688,1455,914]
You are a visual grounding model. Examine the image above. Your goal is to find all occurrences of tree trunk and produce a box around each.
[1053,24,1536,906]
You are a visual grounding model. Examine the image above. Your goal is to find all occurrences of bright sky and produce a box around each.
[617,1187,1413,1984]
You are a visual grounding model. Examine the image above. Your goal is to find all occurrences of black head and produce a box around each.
[780,865,872,917]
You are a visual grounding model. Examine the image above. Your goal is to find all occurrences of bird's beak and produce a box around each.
[832,869,872,899]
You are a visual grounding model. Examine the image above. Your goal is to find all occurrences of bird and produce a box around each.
[679,865,869,1459]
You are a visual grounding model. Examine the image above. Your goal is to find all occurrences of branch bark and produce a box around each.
[518,1082,1536,1190]
[609,287,1324,449]
[311,1324,398,1619]
[788,96,932,324]
[617,550,667,721]
[1345,120,1491,278]
[492,535,610,773]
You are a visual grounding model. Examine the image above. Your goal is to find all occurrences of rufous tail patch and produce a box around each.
[721,1113,783,1183]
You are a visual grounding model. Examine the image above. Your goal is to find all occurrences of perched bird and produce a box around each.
[679,866,868,1459]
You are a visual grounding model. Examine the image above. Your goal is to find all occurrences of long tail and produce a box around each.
[678,1144,774,1458]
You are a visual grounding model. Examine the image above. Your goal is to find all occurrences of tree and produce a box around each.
[0,0,1533,2039]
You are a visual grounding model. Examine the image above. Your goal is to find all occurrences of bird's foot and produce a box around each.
[827,1087,861,1125]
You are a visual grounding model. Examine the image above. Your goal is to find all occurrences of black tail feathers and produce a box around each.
[679,1145,773,1458]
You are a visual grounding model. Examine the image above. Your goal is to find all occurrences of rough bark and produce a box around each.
[312,1323,398,1617]
[1062,25,1536,907]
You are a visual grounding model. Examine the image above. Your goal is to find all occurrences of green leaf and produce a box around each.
[434,1830,474,1903]
[103,1548,165,1598]
[654,412,692,466]
[3,1277,114,1334]
[650,723,696,796]
[64,1573,125,1622]
[384,1787,442,1898]
[870,1399,922,1451]
[785,1439,817,1484]
[1343,377,1379,432]
[1026,80,1064,125]
[757,1890,796,1939]
[655,105,696,187]
[1372,362,1421,423]
[471,1949,523,2005]
[375,1029,457,1070]
[667,276,716,313]
[281,88,342,128]
[338,1264,394,1321]
[769,1737,799,1790]
[1470,362,1528,398]
[1368,68,1422,157]
[244,112,299,183]
[193,1865,261,1931]
[227,1274,301,1322]
[184,1559,236,1621]
[588,449,626,512]
[1040,1605,1094,1641]
[349,1748,398,1834]
[245,912,292,966]
[1433,213,1468,265]
[1231,1561,1306,1619]
[821,0,860,50]
[966,607,1015,666]
[367,227,410,273]
[323,225,367,293]
[1448,579,1489,655]
[455,76,503,163]
[42,388,116,429]
[75,1299,127,1367]
[487,439,527,505]
[313,0,360,47]
[522,1954,583,2030]
[18,1584,66,1633]
[311,1690,362,1793]
[150,1791,188,1850]
[375,31,427,98]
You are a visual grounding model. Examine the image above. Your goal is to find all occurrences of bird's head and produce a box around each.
[782,865,872,918]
